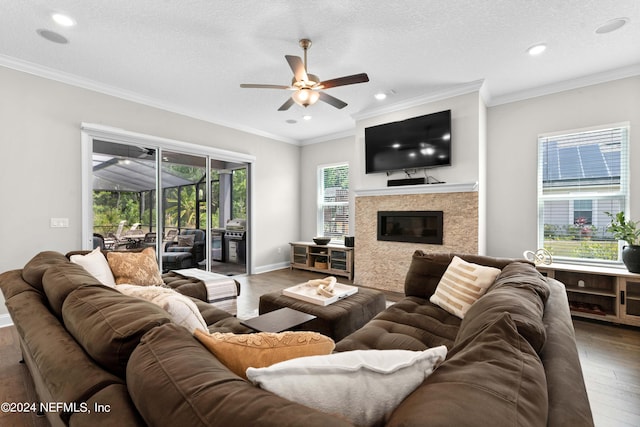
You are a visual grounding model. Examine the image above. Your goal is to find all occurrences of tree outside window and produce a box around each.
[318,164,349,242]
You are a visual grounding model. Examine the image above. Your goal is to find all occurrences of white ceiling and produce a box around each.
[2,1,639,144]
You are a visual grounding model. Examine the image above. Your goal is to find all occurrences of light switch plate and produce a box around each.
[50,218,69,228]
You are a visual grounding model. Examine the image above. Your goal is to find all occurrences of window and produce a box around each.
[318,164,349,242]
[538,124,629,263]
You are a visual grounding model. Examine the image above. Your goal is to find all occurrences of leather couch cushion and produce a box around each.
[404,251,521,299]
[42,263,104,319]
[21,251,70,292]
[194,330,335,379]
[387,312,548,427]
[335,296,460,352]
[69,383,146,427]
[5,290,124,414]
[456,262,551,353]
[127,323,352,427]
[62,285,172,378]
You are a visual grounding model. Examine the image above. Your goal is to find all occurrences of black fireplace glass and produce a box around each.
[377,211,443,244]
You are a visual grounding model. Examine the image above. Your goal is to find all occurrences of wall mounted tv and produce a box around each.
[365,110,451,174]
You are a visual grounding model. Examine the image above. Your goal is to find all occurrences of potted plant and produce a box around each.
[606,211,640,273]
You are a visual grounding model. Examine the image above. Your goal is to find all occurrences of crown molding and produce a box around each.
[0,54,298,145]
[352,80,485,121]
[299,128,356,146]
[488,63,640,107]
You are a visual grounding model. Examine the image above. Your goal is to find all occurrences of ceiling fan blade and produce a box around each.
[285,55,308,82]
[278,97,295,111]
[240,84,291,89]
[319,92,347,109]
[320,73,369,89]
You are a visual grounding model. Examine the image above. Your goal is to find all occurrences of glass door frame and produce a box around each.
[81,123,255,273]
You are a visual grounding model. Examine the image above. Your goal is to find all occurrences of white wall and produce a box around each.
[0,66,300,316]
[299,135,358,240]
[299,91,484,242]
[486,76,640,258]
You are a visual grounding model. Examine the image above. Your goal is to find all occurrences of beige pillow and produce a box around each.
[177,234,195,247]
[70,247,116,287]
[429,256,501,318]
[194,330,335,379]
[107,247,164,286]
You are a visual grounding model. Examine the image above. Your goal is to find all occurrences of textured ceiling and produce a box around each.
[1,0,639,144]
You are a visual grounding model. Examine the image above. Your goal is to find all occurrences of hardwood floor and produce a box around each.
[573,318,640,427]
[0,268,638,427]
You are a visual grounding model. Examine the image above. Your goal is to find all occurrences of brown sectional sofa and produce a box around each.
[0,250,593,426]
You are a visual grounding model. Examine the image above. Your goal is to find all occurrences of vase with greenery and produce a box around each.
[606,211,640,273]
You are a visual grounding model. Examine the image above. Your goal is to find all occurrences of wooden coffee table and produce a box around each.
[241,307,316,333]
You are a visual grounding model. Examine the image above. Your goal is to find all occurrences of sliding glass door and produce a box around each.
[82,124,253,275]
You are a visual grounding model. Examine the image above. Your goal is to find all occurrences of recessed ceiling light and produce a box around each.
[285,119,297,124]
[303,115,312,121]
[36,29,69,44]
[51,13,76,27]
[374,92,387,100]
[595,17,629,34]
[527,43,547,56]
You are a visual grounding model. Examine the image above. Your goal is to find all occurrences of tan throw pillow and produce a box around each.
[429,256,501,318]
[194,330,335,379]
[177,234,195,247]
[107,247,164,286]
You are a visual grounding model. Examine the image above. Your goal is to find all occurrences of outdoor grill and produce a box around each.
[224,218,246,264]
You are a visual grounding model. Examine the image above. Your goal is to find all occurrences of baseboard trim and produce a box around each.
[254,261,290,274]
[0,314,13,328]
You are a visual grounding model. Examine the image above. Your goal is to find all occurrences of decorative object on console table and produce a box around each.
[606,211,640,273]
[313,236,331,245]
[314,255,328,269]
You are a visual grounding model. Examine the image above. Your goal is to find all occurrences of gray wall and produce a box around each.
[0,66,300,318]
[486,76,640,257]
[300,76,640,262]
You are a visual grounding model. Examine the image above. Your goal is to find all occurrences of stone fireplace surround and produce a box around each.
[354,182,478,293]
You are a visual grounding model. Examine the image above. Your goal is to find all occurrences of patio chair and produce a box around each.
[162,229,206,271]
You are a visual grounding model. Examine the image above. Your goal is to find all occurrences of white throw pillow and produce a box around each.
[116,284,207,332]
[246,346,447,427]
[430,256,501,318]
[70,247,116,287]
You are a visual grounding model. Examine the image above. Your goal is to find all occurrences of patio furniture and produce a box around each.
[162,229,206,271]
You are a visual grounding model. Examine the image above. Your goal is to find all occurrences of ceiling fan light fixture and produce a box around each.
[292,88,320,107]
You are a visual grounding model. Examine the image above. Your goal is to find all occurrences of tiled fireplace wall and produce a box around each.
[354,190,478,293]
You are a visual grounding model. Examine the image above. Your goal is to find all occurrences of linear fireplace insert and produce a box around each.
[377,211,443,244]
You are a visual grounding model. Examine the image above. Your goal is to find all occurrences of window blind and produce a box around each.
[538,125,629,262]
[318,164,349,241]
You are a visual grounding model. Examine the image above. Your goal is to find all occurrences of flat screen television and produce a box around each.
[365,110,451,174]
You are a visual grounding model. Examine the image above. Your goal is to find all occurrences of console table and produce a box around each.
[537,263,640,327]
[289,242,354,280]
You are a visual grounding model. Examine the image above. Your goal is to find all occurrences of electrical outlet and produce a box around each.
[50,218,69,228]
[577,280,585,288]
[277,247,282,254]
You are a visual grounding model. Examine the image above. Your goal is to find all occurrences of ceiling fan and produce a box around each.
[240,39,369,111]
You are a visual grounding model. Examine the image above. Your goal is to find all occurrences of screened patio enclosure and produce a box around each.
[91,138,249,275]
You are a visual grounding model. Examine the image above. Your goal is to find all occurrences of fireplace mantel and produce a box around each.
[354,182,479,292]
[354,181,478,197]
